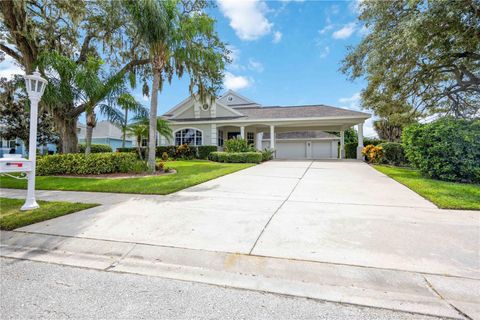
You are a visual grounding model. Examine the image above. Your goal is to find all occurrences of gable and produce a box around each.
[218,90,259,107]
[167,96,243,120]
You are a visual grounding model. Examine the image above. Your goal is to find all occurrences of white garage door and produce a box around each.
[274,140,338,159]
[275,141,307,159]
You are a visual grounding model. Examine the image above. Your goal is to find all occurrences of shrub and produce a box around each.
[175,144,195,159]
[345,142,358,159]
[78,144,112,153]
[161,152,169,161]
[155,146,177,159]
[378,142,407,166]
[197,145,218,159]
[362,145,384,163]
[117,147,146,159]
[224,138,254,153]
[363,138,386,146]
[261,148,274,161]
[155,161,164,171]
[402,117,480,183]
[208,151,262,163]
[37,152,139,175]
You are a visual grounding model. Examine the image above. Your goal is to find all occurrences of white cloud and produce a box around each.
[339,92,361,109]
[217,0,273,41]
[248,58,264,72]
[319,24,334,35]
[338,92,376,137]
[319,46,330,59]
[272,31,282,43]
[224,72,251,90]
[332,22,356,39]
[0,54,23,79]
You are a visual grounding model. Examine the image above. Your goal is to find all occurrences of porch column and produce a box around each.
[357,122,364,160]
[211,123,217,146]
[256,132,263,150]
[340,130,345,159]
[240,126,245,139]
[270,125,275,149]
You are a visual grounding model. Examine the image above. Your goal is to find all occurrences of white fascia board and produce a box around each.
[219,89,258,105]
[164,95,195,116]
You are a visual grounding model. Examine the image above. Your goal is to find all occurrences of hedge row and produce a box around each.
[37,152,141,175]
[378,142,406,166]
[117,145,218,160]
[403,118,480,183]
[78,144,112,153]
[208,151,263,163]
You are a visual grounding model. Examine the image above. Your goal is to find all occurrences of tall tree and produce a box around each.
[341,0,480,119]
[124,0,228,172]
[0,0,149,153]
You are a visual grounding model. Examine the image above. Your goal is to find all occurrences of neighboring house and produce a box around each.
[77,121,133,151]
[161,90,370,159]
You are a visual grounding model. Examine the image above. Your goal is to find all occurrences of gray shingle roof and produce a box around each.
[235,105,369,119]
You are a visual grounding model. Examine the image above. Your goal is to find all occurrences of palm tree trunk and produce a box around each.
[122,108,128,148]
[148,68,160,172]
[136,135,143,160]
[85,111,96,155]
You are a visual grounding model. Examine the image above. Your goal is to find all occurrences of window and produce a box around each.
[141,138,148,147]
[175,128,202,146]
[218,130,224,147]
[247,132,254,145]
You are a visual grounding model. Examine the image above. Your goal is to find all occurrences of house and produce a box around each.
[161,90,370,160]
[77,121,133,150]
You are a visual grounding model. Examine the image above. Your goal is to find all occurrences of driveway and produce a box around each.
[11,160,478,278]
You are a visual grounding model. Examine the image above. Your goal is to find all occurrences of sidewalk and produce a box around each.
[0,188,163,205]
[2,230,479,319]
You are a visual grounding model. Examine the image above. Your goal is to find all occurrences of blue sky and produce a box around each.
[137,0,374,136]
[0,0,374,136]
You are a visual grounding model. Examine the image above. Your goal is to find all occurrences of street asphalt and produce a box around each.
[1,258,442,320]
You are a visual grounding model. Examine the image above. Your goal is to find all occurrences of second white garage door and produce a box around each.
[274,140,338,159]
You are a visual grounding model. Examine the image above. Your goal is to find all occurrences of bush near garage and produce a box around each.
[362,145,384,163]
[345,138,387,159]
[36,152,139,175]
[261,148,274,161]
[402,117,480,183]
[378,142,407,166]
[208,151,262,163]
[78,144,112,153]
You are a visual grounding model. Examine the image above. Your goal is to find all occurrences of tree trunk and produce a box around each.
[54,116,78,153]
[85,111,96,155]
[136,135,143,160]
[122,108,128,148]
[148,69,160,172]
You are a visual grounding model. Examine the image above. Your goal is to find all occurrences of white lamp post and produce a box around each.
[21,68,47,211]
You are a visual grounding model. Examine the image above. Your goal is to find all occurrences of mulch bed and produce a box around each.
[52,169,176,179]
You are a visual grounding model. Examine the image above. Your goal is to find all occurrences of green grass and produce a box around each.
[373,165,480,210]
[0,198,98,230]
[0,160,254,195]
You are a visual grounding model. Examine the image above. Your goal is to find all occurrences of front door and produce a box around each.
[306,141,312,159]
[227,132,241,140]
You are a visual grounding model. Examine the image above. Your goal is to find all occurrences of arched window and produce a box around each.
[175,128,202,146]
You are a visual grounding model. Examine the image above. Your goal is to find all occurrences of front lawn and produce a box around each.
[373,165,480,210]
[0,198,98,230]
[0,160,253,195]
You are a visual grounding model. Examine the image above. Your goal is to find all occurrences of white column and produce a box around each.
[357,122,364,160]
[211,124,217,146]
[270,125,275,149]
[256,132,263,150]
[240,126,245,139]
[340,130,345,159]
[21,96,40,210]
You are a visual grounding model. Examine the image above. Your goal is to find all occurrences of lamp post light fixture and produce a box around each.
[21,68,48,211]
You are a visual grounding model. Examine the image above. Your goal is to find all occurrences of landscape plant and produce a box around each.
[224,138,254,153]
[402,117,480,183]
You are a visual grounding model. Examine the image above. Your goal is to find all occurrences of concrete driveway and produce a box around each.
[13,160,478,278]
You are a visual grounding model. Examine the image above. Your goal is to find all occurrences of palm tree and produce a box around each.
[116,93,148,148]
[126,122,149,159]
[124,0,228,172]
